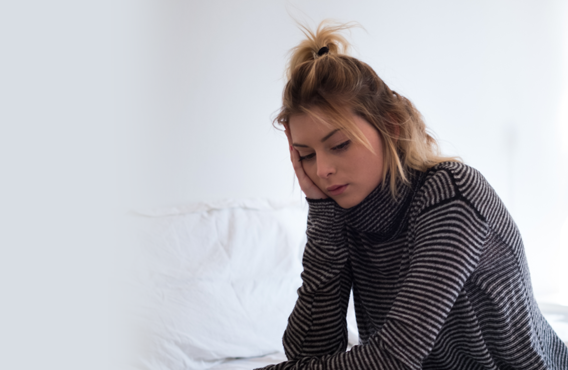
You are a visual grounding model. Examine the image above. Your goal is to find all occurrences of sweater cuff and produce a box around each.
[306,197,342,223]
[305,197,346,247]
[306,196,335,207]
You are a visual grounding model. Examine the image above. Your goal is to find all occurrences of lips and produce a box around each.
[326,184,348,196]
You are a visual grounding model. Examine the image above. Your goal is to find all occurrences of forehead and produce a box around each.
[289,115,345,147]
[288,113,336,140]
[289,106,354,143]
[288,110,382,152]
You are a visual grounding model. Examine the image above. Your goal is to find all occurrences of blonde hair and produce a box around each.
[276,20,461,197]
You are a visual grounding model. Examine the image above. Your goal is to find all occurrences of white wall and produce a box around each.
[1,1,567,369]
[1,2,119,370]
[118,0,568,302]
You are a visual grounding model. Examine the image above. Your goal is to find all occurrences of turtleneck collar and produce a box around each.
[345,167,424,236]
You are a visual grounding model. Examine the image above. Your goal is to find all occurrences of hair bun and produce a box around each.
[317,46,330,56]
[285,20,360,79]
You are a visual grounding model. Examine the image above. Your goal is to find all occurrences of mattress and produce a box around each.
[209,352,287,370]
[208,306,568,370]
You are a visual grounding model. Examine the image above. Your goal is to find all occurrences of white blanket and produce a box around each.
[129,198,310,369]
[209,353,288,370]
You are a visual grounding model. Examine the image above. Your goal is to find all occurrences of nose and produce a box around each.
[316,153,336,179]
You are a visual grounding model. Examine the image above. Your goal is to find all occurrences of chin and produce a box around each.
[334,196,361,209]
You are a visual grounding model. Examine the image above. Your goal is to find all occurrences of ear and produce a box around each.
[386,114,400,142]
[393,124,400,142]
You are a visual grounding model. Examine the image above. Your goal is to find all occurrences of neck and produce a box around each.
[346,168,424,236]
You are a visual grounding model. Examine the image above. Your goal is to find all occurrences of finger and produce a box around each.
[288,144,295,162]
[289,147,306,177]
[288,145,312,182]
[289,145,301,170]
[289,147,326,199]
[283,124,292,145]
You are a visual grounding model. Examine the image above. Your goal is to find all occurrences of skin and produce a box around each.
[285,108,385,209]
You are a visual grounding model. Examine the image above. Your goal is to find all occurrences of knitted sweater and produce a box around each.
[257,162,568,370]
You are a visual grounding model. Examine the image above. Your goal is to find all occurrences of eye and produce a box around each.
[299,153,315,162]
[331,140,351,152]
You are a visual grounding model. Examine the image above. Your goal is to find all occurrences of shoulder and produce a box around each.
[411,161,493,220]
[405,162,491,256]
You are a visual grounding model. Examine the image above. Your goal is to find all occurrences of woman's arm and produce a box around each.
[271,126,352,360]
[282,197,352,360]
[258,187,489,370]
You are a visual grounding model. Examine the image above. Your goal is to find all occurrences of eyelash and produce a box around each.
[299,140,351,162]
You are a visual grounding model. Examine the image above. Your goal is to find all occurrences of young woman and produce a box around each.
[257,21,568,370]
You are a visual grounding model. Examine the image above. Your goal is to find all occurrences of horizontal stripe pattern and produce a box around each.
[257,162,568,370]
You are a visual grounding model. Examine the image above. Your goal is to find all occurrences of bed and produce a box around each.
[128,198,568,369]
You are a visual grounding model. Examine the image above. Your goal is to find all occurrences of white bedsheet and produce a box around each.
[209,353,287,370]
[130,198,310,369]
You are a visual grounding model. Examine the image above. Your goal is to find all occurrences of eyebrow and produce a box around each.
[292,129,340,148]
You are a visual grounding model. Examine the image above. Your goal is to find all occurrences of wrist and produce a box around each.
[306,198,346,235]
[306,196,333,203]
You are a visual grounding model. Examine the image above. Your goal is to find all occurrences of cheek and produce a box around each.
[301,162,318,181]
[352,151,383,179]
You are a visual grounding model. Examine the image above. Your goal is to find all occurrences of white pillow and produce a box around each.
[129,198,309,370]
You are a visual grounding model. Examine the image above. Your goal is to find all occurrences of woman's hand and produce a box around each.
[284,126,328,200]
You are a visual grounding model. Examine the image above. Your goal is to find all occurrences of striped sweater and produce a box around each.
[257,162,568,370]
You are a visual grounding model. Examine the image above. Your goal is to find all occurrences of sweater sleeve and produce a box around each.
[257,191,489,370]
[377,195,489,369]
[281,198,352,361]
